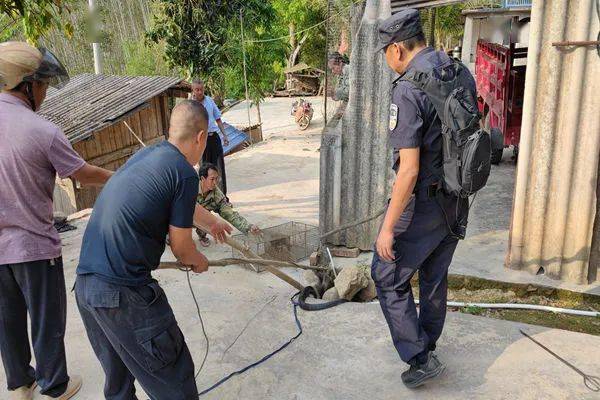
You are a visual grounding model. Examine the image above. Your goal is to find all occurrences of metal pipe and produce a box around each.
[325,247,337,278]
[158,258,327,271]
[369,300,600,318]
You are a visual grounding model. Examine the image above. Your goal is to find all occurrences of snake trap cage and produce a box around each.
[232,222,320,272]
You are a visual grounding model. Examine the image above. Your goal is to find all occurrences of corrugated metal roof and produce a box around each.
[507,0,600,284]
[221,123,249,156]
[39,73,181,144]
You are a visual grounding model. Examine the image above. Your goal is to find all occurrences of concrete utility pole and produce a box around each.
[89,0,103,74]
[324,0,330,126]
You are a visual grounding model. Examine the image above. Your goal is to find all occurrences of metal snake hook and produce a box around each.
[520,330,600,392]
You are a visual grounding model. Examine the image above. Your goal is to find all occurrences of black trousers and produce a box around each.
[202,133,227,195]
[75,274,198,400]
[371,194,462,365]
[0,258,69,396]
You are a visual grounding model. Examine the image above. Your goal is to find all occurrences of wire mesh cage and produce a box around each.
[232,222,320,263]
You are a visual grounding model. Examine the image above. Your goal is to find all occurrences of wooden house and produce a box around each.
[40,73,188,212]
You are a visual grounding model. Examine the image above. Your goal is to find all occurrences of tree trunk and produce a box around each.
[289,23,296,48]
[286,34,309,90]
[288,33,308,67]
[256,101,263,126]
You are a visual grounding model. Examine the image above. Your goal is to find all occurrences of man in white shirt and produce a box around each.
[190,78,230,195]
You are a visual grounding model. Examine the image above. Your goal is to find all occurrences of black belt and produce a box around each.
[413,183,439,200]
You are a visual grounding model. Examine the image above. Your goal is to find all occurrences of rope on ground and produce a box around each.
[185,268,210,380]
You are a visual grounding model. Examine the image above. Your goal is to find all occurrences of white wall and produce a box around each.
[462,12,531,71]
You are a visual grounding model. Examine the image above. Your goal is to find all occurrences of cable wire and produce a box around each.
[246,15,336,44]
[245,0,364,44]
[596,0,600,57]
[197,292,304,396]
[185,268,210,380]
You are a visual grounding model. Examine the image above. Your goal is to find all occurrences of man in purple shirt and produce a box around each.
[0,42,112,400]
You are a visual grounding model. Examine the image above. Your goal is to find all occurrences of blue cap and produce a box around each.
[376,9,423,52]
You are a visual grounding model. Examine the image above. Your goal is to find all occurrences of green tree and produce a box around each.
[272,0,327,75]
[0,13,20,41]
[0,0,74,44]
[122,40,173,77]
[231,24,287,124]
[146,0,275,92]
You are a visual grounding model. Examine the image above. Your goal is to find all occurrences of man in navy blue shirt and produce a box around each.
[75,100,230,399]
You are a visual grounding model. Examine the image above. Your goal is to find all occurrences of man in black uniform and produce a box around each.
[371,9,474,389]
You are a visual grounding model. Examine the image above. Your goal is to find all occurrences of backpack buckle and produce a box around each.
[427,183,439,198]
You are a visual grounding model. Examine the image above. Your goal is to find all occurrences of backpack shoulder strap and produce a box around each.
[398,69,429,90]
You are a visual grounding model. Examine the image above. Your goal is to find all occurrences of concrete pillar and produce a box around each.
[319,0,394,250]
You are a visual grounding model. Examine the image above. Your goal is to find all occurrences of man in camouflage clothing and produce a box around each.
[195,163,260,246]
[328,52,350,102]
[327,52,350,125]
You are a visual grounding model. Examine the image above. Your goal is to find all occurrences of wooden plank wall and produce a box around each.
[72,95,170,209]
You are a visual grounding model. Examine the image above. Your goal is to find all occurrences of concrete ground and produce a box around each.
[3,217,600,399]
[2,97,599,399]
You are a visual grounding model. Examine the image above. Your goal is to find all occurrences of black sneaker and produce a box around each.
[401,353,445,389]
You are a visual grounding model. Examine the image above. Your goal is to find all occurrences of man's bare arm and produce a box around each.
[376,148,420,262]
[71,163,113,186]
[216,118,229,146]
[193,203,233,243]
[168,225,208,273]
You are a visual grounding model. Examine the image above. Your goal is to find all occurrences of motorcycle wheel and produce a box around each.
[298,115,311,130]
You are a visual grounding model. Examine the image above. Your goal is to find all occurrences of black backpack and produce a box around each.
[401,61,491,198]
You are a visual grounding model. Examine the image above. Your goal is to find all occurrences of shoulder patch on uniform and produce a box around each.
[389,104,398,130]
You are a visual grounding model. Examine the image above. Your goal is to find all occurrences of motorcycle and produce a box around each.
[291,98,314,131]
